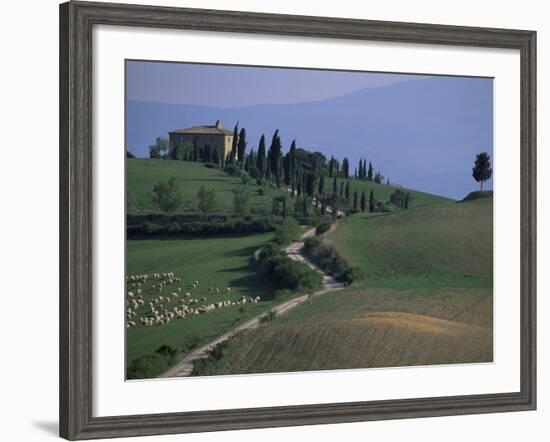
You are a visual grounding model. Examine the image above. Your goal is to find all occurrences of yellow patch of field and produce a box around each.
[351,311,489,337]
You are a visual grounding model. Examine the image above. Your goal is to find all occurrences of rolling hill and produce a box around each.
[328,197,493,287]
[126,158,288,214]
[190,198,493,375]
[127,158,453,215]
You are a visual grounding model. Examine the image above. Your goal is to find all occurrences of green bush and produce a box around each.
[315,220,332,236]
[273,217,301,245]
[303,236,321,253]
[126,344,179,379]
[302,239,363,285]
[259,310,277,323]
[241,172,251,185]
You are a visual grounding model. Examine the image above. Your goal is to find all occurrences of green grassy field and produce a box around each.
[126,232,279,365]
[192,198,493,375]
[127,158,452,215]
[127,158,288,214]
[329,197,493,287]
[333,176,453,209]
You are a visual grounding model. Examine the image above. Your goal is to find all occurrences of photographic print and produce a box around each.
[125,60,493,380]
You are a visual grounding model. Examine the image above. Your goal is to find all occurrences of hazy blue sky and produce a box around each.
[126,61,424,108]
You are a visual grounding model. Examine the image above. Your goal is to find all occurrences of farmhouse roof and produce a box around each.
[169,120,234,136]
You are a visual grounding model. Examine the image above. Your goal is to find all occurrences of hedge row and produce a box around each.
[257,243,323,293]
[127,216,277,238]
[302,237,363,285]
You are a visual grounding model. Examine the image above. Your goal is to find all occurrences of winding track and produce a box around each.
[159,226,344,379]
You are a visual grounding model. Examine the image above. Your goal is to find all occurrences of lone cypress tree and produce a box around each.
[339,181,344,198]
[472,152,493,191]
[345,181,350,199]
[369,189,375,213]
[360,190,367,212]
[332,176,338,195]
[353,189,358,211]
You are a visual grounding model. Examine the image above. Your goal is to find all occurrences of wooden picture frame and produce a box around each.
[59,1,536,439]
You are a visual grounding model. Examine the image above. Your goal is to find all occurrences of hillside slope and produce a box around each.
[127,158,452,214]
[329,197,493,287]
[190,198,493,375]
[127,158,287,214]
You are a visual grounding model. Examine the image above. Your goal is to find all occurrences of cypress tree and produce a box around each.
[345,181,350,199]
[229,122,239,163]
[237,127,247,165]
[289,140,297,188]
[256,134,267,178]
[269,130,283,187]
[328,156,336,178]
[367,161,373,181]
[360,190,366,212]
[342,157,350,178]
[339,181,344,198]
[332,176,338,195]
[369,189,375,212]
[318,174,325,195]
[353,189,358,211]
[265,150,272,180]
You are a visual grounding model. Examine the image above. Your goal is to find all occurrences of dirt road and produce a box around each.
[159,227,344,379]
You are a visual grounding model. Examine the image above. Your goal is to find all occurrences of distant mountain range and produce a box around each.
[126,76,493,200]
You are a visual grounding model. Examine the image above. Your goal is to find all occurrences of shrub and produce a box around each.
[223,163,240,176]
[257,187,265,196]
[241,172,251,185]
[180,335,201,352]
[155,344,178,359]
[126,344,178,379]
[302,238,363,285]
[151,178,183,214]
[315,220,332,236]
[273,217,301,245]
[303,236,321,253]
[259,310,277,323]
[257,243,322,293]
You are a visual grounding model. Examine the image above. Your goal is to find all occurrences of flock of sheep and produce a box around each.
[126,272,261,328]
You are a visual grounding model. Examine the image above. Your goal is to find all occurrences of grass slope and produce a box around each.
[126,232,278,365]
[126,158,287,214]
[333,177,453,209]
[192,198,493,375]
[127,158,452,215]
[329,197,493,287]
[204,286,492,374]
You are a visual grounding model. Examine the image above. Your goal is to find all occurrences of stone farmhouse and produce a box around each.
[169,120,235,160]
